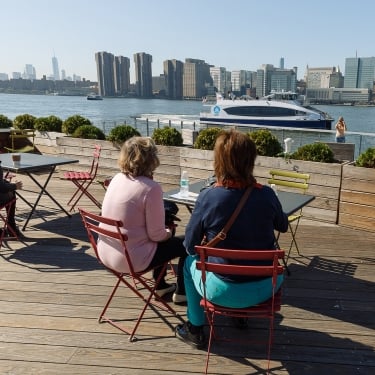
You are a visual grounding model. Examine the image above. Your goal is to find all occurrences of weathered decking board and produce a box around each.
[339,164,375,232]
[0,176,373,374]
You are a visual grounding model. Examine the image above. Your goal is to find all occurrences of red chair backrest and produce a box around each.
[88,144,101,177]
[79,208,138,275]
[195,246,285,287]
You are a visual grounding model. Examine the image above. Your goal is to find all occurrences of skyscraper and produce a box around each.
[183,58,212,99]
[256,64,297,97]
[52,55,60,81]
[210,66,229,94]
[163,59,183,99]
[22,64,36,80]
[279,57,285,69]
[113,56,130,96]
[95,51,115,96]
[344,57,375,89]
[134,52,153,98]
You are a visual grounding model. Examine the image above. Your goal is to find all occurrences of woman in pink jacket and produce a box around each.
[98,136,186,303]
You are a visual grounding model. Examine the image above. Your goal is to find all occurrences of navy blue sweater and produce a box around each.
[184,183,288,280]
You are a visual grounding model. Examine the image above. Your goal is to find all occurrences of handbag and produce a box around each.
[202,186,253,248]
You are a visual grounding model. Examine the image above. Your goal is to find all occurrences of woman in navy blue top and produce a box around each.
[175,129,288,349]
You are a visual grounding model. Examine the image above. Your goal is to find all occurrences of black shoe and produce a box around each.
[175,321,205,349]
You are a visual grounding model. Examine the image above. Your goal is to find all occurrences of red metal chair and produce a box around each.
[63,145,102,211]
[79,208,181,342]
[195,245,285,375]
[0,197,19,248]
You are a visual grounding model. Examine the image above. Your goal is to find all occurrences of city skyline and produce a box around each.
[1,0,373,82]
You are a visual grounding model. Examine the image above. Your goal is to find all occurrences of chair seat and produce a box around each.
[62,144,102,211]
[200,290,282,314]
[64,171,93,180]
[288,214,302,223]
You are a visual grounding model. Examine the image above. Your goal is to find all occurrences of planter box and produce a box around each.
[339,164,375,231]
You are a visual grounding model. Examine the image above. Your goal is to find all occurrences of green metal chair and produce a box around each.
[268,169,310,261]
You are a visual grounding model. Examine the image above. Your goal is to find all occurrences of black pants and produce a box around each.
[147,235,187,294]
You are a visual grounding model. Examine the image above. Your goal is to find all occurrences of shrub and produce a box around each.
[291,142,335,163]
[72,125,106,140]
[194,127,222,150]
[34,115,63,132]
[0,114,13,128]
[248,129,283,156]
[107,125,141,144]
[62,115,92,135]
[13,114,36,129]
[152,126,183,146]
[356,147,375,168]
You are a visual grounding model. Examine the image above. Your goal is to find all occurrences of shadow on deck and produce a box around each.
[0,176,373,374]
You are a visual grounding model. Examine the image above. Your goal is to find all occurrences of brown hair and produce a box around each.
[213,129,257,187]
[118,136,160,178]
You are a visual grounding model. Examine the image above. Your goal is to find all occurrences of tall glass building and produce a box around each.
[344,57,375,89]
[52,56,60,81]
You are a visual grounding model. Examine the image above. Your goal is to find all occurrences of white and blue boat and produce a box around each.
[200,91,332,130]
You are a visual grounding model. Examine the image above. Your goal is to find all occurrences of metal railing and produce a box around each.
[96,117,375,159]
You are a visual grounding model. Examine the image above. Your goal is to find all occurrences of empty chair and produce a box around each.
[195,245,285,374]
[63,144,101,211]
[79,208,181,342]
[268,169,310,261]
[5,128,36,153]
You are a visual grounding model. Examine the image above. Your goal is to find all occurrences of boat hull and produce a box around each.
[199,117,332,130]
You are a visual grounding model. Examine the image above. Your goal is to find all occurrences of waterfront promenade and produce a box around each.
[0,176,374,374]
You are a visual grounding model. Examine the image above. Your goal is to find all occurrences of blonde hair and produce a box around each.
[118,136,159,177]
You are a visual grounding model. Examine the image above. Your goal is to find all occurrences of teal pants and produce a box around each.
[184,255,284,326]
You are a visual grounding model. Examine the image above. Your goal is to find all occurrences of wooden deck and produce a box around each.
[0,174,374,374]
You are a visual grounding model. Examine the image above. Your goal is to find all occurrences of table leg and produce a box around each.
[21,167,71,230]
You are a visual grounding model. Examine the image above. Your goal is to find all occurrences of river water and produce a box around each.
[1,93,374,156]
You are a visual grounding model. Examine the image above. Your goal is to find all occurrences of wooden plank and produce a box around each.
[340,190,375,206]
[339,212,375,232]
[341,178,375,194]
[339,201,375,219]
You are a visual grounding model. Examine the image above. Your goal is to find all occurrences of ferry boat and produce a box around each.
[200,91,332,130]
[87,93,103,100]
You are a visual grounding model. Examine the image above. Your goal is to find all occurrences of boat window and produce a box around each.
[224,106,297,117]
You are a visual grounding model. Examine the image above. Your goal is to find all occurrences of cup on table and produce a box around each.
[12,153,21,166]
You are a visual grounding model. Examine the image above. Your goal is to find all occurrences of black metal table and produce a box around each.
[0,153,78,230]
[164,181,315,216]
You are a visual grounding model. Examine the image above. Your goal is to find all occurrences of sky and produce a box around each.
[1,0,374,83]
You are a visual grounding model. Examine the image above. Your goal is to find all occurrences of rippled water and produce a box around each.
[1,93,374,156]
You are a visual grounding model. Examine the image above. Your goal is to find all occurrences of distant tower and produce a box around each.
[134,52,153,98]
[279,57,285,69]
[52,55,60,81]
[95,51,115,96]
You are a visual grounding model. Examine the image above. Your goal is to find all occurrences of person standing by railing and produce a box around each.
[335,116,347,143]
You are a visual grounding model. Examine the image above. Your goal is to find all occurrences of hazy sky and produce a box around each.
[1,0,373,82]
